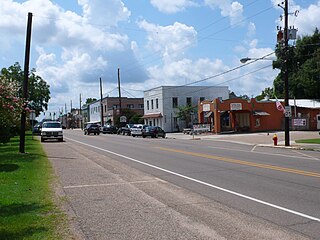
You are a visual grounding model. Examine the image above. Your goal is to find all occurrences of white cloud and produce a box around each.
[247,22,256,37]
[150,0,198,14]
[78,0,131,27]
[204,0,244,25]
[138,20,197,61]
[292,1,320,36]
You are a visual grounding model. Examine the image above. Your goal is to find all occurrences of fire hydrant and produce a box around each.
[272,134,278,146]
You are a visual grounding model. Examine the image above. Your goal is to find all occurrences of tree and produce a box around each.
[176,105,197,128]
[85,98,97,104]
[0,62,51,116]
[272,28,320,99]
[255,87,275,101]
[0,75,24,143]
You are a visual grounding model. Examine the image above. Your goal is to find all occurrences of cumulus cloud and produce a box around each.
[150,0,198,14]
[204,0,244,25]
[78,0,131,27]
[138,20,197,61]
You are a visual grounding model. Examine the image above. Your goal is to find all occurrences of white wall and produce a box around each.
[144,86,229,132]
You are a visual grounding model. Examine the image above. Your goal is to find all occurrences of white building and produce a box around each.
[143,86,229,132]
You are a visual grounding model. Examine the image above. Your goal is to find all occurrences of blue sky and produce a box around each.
[1,0,319,117]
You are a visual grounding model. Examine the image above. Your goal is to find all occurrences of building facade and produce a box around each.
[143,86,229,132]
[87,97,144,125]
[198,98,320,133]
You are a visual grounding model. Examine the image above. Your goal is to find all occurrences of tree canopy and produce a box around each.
[272,28,320,99]
[0,62,51,116]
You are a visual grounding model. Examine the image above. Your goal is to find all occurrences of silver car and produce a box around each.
[131,124,147,137]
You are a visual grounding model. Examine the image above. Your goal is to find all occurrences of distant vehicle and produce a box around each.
[142,126,166,138]
[117,123,134,135]
[84,123,100,135]
[131,124,148,137]
[33,122,42,135]
[40,121,63,142]
[101,125,118,134]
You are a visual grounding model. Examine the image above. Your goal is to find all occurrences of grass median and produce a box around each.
[295,138,320,144]
[0,133,70,239]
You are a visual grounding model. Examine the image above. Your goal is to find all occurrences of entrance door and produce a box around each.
[235,113,250,132]
[317,114,320,130]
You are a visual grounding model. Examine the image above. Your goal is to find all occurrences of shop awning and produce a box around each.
[142,113,163,119]
[204,112,213,118]
[253,111,270,116]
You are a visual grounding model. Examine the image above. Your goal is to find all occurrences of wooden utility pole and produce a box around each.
[100,77,104,126]
[118,68,122,116]
[80,93,82,129]
[284,0,290,146]
[19,12,33,153]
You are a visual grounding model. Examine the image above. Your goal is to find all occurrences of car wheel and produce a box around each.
[97,132,100,135]
[59,138,63,142]
[143,135,146,138]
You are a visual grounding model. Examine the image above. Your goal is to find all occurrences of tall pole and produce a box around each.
[284,0,290,146]
[19,12,33,153]
[118,68,122,116]
[80,93,82,129]
[100,77,104,126]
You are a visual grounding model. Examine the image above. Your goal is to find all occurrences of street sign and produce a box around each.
[29,111,36,120]
[285,106,292,117]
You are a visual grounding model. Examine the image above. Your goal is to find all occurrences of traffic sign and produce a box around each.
[285,106,292,117]
[29,111,36,120]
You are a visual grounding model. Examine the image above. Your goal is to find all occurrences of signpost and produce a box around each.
[30,110,36,139]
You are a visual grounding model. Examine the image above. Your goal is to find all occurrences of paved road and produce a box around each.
[42,130,320,239]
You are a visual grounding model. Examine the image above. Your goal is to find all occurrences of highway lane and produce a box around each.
[63,130,320,239]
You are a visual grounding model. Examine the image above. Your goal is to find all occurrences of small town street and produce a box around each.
[42,130,320,239]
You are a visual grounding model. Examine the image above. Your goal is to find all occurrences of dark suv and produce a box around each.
[84,123,100,135]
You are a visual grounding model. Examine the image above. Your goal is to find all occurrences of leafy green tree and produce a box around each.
[176,105,197,128]
[0,75,23,143]
[256,87,275,101]
[0,62,50,116]
[85,98,97,104]
[113,108,143,127]
[272,28,320,99]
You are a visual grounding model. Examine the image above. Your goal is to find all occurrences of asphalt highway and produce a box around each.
[43,130,320,239]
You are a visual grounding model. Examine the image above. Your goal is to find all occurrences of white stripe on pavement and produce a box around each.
[65,137,320,223]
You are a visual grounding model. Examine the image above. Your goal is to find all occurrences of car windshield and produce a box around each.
[42,122,61,128]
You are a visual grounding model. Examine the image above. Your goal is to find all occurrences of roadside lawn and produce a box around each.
[0,133,71,239]
[295,138,320,144]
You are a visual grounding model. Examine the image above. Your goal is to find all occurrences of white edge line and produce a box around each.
[65,137,320,223]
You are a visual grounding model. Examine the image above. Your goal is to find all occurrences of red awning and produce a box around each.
[142,113,163,119]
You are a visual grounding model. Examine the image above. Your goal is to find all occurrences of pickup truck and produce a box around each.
[40,121,63,142]
[118,123,134,136]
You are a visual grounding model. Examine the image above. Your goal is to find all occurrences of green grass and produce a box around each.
[0,133,70,239]
[295,138,320,144]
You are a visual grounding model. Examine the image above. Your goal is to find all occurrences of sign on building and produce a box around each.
[230,103,242,111]
[202,104,210,112]
[292,118,307,126]
[120,116,127,123]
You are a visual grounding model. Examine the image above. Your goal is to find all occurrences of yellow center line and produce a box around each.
[155,147,320,178]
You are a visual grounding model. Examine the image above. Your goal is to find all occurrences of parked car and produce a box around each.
[84,123,100,135]
[131,124,147,137]
[142,126,166,138]
[40,121,63,142]
[32,122,42,135]
[117,123,134,135]
[101,125,118,134]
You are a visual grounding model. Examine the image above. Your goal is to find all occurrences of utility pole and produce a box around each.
[80,93,82,129]
[118,68,122,116]
[284,0,290,146]
[19,12,33,153]
[100,77,104,126]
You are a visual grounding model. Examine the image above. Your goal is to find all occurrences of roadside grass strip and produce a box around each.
[295,138,320,144]
[0,134,69,240]
[157,147,320,178]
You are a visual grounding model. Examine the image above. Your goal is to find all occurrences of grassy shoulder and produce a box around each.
[0,133,70,239]
[295,138,320,144]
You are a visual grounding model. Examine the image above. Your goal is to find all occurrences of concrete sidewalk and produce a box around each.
[166,131,320,151]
